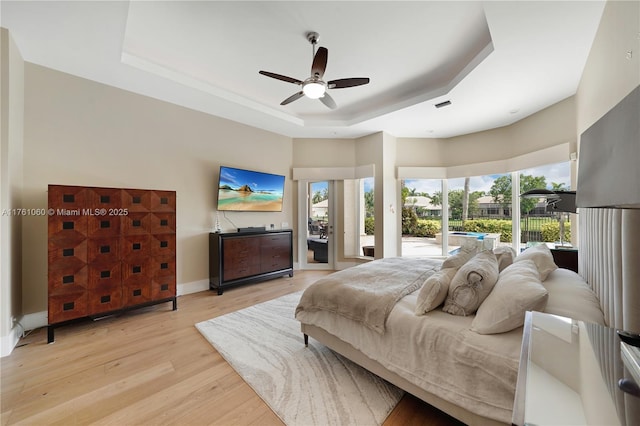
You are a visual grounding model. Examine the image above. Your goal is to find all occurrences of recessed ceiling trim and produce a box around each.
[328,41,495,127]
[121,52,304,126]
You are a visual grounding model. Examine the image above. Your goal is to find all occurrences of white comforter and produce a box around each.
[296,257,439,334]
[295,261,523,423]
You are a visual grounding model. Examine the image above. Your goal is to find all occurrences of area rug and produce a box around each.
[195,292,404,426]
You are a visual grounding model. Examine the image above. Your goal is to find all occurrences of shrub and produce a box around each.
[364,217,375,235]
[463,219,512,242]
[541,220,571,243]
[414,219,441,237]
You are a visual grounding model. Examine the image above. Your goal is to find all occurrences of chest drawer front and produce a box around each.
[222,262,260,281]
[87,237,120,264]
[88,263,122,290]
[48,215,88,242]
[260,233,290,250]
[48,264,88,295]
[122,212,151,235]
[88,284,123,315]
[149,212,176,234]
[121,234,151,259]
[48,239,87,270]
[224,264,261,281]
[48,291,88,324]
[151,255,176,278]
[151,275,176,299]
[150,191,176,212]
[123,278,152,306]
[86,187,122,209]
[261,245,292,272]
[88,215,121,238]
[222,238,261,267]
[121,189,151,212]
[48,185,87,210]
[122,258,151,284]
[151,234,176,257]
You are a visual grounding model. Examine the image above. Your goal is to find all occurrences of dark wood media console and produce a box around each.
[209,229,293,295]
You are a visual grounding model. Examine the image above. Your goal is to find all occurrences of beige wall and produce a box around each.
[576,0,639,134]
[396,96,577,169]
[292,138,356,167]
[21,64,292,314]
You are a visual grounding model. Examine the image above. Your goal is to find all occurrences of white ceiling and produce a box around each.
[1,1,606,139]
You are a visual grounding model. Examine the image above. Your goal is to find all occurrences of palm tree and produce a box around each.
[462,177,470,226]
[551,182,569,191]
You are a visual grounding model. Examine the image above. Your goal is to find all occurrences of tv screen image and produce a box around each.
[217,166,285,212]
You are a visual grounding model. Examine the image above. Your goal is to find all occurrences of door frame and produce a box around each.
[298,180,335,270]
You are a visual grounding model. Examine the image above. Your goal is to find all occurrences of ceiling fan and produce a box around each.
[259,32,370,109]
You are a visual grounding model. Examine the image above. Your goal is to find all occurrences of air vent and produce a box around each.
[435,100,451,108]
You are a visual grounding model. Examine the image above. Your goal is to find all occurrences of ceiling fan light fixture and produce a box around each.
[303,81,326,99]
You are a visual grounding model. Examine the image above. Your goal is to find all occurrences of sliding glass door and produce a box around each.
[301,181,334,270]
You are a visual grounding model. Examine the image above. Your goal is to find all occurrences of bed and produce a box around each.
[295,209,640,426]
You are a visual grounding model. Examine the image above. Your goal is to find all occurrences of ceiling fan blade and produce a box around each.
[327,77,370,89]
[259,70,302,85]
[311,47,328,79]
[319,92,337,110]
[281,91,305,106]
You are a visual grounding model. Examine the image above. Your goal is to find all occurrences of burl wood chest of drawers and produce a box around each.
[47,184,177,342]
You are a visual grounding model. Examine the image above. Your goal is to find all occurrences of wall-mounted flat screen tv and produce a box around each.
[216,166,285,212]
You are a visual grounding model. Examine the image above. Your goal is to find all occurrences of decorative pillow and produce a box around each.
[471,260,549,334]
[542,268,605,325]
[443,250,499,316]
[414,267,457,315]
[493,246,516,272]
[514,244,558,280]
[441,246,477,270]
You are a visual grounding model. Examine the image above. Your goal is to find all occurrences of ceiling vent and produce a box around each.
[435,100,452,108]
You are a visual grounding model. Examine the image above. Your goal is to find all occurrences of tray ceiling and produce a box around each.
[1,1,606,138]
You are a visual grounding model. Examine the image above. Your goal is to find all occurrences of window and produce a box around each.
[519,161,572,247]
[400,162,570,256]
[344,177,374,257]
[397,143,572,256]
[401,179,443,256]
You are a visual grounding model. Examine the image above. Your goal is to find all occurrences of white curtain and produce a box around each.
[579,208,640,333]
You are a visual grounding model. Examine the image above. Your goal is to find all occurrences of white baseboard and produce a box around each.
[21,311,48,332]
[1,310,48,357]
[1,325,22,357]
[177,279,209,296]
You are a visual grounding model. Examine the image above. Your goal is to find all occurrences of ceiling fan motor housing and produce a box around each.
[306,32,320,45]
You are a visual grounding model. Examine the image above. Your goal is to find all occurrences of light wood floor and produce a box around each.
[1,271,462,426]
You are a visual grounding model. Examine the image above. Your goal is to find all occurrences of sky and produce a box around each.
[309,161,571,197]
[405,162,571,196]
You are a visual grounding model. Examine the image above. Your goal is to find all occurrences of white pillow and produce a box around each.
[443,250,499,316]
[471,259,548,334]
[414,268,457,315]
[493,246,516,272]
[542,268,605,325]
[515,244,558,280]
[441,246,477,270]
